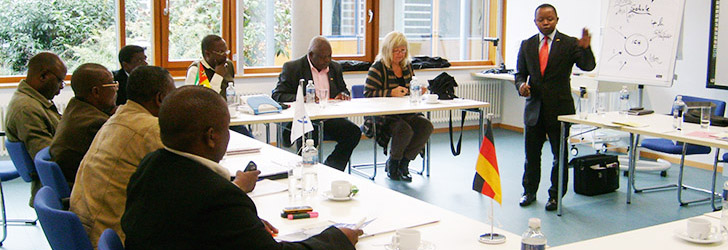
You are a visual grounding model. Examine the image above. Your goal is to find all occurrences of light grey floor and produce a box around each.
[0,128,725,248]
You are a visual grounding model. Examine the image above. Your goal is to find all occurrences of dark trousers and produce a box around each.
[388,114,433,160]
[284,118,361,171]
[522,114,570,199]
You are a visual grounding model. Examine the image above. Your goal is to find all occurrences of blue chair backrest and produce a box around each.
[34,147,71,199]
[98,229,124,250]
[673,95,726,117]
[5,139,36,182]
[34,186,93,250]
[352,84,365,98]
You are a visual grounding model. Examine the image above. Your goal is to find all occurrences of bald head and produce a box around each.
[159,86,230,161]
[307,36,332,72]
[71,63,111,98]
[26,52,67,100]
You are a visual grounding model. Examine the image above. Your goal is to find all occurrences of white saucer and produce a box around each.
[673,226,725,244]
[425,100,439,104]
[322,191,351,201]
[384,240,435,250]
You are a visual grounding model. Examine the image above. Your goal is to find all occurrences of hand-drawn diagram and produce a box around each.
[598,0,684,87]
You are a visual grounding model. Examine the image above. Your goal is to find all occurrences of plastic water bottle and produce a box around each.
[618,86,630,115]
[305,80,316,103]
[225,82,236,106]
[409,76,421,105]
[521,218,546,250]
[721,181,727,234]
[301,139,318,196]
[672,95,686,131]
[578,86,588,119]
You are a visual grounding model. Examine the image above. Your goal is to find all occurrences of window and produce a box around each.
[237,0,293,72]
[125,0,154,63]
[0,0,501,83]
[0,0,118,76]
[322,0,376,61]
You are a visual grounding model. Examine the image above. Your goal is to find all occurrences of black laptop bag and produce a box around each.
[570,154,620,196]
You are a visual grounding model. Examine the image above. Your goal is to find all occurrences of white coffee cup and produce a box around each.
[686,218,712,240]
[391,229,421,250]
[424,94,438,103]
[330,180,352,198]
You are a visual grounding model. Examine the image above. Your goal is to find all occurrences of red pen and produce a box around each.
[287,212,319,220]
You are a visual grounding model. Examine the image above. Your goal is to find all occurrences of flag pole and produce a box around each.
[478,113,506,245]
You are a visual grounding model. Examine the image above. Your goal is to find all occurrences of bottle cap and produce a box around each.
[528,218,541,229]
[306,139,315,146]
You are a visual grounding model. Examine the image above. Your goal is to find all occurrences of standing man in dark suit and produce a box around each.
[272,36,361,171]
[515,3,596,211]
[122,86,362,249]
[113,45,147,105]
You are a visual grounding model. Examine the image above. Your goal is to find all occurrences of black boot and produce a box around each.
[399,159,412,182]
[386,158,401,180]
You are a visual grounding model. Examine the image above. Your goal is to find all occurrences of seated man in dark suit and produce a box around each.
[50,63,118,188]
[121,85,362,249]
[273,36,361,171]
[113,45,147,105]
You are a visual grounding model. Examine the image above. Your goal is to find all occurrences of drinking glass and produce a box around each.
[596,92,608,115]
[700,106,711,129]
[316,89,329,108]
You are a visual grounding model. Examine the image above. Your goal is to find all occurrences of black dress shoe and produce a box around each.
[386,159,401,181]
[519,193,536,207]
[399,159,412,182]
[545,198,558,211]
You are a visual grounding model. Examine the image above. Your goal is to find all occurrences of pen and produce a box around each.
[353,217,367,229]
[287,212,319,220]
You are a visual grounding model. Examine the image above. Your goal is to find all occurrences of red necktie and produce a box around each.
[539,37,549,75]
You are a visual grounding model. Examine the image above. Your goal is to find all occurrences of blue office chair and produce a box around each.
[351,84,365,98]
[34,147,71,199]
[636,95,726,206]
[98,229,124,250]
[34,186,93,250]
[0,158,20,246]
[5,139,37,183]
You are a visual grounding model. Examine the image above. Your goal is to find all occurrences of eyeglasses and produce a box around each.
[46,70,65,84]
[209,50,231,56]
[392,48,407,55]
[100,81,119,90]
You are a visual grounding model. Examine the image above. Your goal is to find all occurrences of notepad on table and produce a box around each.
[611,121,648,127]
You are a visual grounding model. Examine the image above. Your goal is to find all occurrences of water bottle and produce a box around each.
[305,80,316,103]
[409,76,421,105]
[521,218,546,250]
[672,95,686,131]
[618,86,630,115]
[225,82,236,106]
[578,86,588,119]
[301,139,318,196]
[721,181,727,234]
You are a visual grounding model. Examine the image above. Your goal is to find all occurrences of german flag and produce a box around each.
[472,119,502,204]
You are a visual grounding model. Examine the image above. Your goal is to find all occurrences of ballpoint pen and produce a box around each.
[353,217,367,229]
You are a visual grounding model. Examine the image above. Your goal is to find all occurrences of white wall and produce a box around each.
[502,0,728,166]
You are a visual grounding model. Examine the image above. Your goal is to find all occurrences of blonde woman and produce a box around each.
[364,31,433,182]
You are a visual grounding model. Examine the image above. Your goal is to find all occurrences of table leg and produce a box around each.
[317,121,324,162]
[711,148,721,211]
[627,133,639,204]
[276,123,283,148]
[265,123,270,144]
[557,121,568,216]
[426,112,431,177]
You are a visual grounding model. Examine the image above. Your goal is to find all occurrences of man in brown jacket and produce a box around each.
[5,52,66,206]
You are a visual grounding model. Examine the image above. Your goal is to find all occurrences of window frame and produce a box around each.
[0,0,504,85]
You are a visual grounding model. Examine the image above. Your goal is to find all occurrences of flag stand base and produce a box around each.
[478,233,506,244]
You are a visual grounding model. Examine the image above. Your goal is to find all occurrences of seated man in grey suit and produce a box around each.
[121,85,362,249]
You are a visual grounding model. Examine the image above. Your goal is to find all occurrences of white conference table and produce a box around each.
[224,131,522,249]
[230,97,490,178]
[550,215,725,249]
[557,112,728,215]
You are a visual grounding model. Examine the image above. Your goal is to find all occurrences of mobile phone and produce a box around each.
[629,107,644,111]
[244,161,257,172]
[282,206,313,214]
